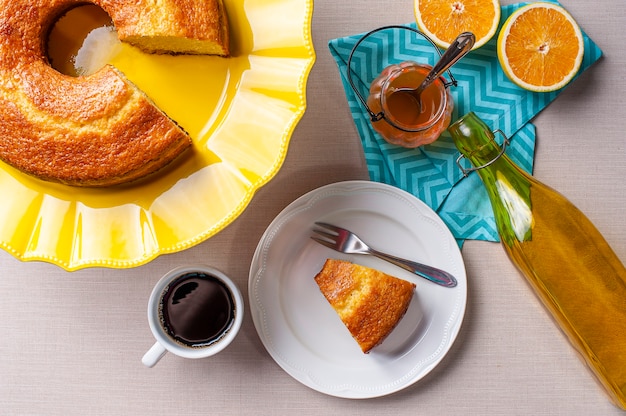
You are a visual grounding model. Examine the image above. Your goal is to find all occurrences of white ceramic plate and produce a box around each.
[249,180,467,398]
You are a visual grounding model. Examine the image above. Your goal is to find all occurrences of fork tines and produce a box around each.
[310,222,340,249]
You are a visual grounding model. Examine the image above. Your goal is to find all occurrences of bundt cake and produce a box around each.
[0,0,229,187]
[314,259,416,353]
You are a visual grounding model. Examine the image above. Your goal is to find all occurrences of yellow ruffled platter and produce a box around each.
[0,0,315,271]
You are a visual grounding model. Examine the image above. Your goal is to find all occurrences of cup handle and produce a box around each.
[142,342,167,368]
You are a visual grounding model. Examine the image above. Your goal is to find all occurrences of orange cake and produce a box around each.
[0,0,229,187]
[314,259,416,353]
[112,0,229,55]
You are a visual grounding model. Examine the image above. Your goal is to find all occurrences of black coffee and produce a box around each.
[159,272,235,348]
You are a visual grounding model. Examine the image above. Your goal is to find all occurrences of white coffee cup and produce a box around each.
[142,265,244,367]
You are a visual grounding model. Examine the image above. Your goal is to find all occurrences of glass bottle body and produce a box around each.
[367,61,453,148]
[449,112,626,410]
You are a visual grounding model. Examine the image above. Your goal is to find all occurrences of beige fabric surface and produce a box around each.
[2,0,626,414]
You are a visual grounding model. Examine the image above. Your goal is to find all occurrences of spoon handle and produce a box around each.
[416,32,476,93]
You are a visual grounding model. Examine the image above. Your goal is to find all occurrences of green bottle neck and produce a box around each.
[449,112,505,170]
[448,112,534,244]
[449,112,528,183]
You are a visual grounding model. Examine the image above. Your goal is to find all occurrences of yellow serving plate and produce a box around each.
[0,0,315,271]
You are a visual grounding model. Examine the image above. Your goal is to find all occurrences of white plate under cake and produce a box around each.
[249,180,467,398]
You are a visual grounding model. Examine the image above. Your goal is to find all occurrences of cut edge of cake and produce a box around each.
[314,258,416,353]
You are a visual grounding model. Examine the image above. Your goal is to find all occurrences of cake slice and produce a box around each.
[314,259,416,353]
[116,0,230,56]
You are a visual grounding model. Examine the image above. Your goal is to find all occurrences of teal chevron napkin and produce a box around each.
[328,0,602,247]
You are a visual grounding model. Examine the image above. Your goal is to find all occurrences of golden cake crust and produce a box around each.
[111,0,230,55]
[0,0,229,186]
[314,259,416,353]
[0,64,191,186]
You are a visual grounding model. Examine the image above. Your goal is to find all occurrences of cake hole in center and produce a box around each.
[47,4,121,77]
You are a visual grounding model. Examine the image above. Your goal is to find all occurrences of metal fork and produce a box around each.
[311,222,457,288]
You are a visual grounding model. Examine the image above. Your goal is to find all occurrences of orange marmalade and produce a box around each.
[367,61,453,148]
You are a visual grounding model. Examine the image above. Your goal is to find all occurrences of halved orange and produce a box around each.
[414,0,501,50]
[497,2,584,92]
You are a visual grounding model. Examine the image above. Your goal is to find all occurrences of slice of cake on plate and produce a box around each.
[314,259,416,353]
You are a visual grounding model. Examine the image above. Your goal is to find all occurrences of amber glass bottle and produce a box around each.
[449,112,626,410]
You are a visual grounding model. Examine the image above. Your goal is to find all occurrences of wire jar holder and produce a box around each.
[346,25,458,133]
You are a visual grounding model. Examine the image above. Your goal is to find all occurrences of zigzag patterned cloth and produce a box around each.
[328,0,602,247]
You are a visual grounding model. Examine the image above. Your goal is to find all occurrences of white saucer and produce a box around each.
[249,180,467,398]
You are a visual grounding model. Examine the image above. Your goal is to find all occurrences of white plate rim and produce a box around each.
[248,180,467,398]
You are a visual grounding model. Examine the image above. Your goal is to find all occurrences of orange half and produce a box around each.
[415,0,501,50]
[497,2,584,92]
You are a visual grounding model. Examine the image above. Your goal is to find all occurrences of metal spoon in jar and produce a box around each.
[392,32,475,113]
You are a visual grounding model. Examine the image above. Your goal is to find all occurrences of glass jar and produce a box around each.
[345,25,458,149]
[366,61,453,147]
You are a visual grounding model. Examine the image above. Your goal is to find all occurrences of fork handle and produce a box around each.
[369,249,458,288]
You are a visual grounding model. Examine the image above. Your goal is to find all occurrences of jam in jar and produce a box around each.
[367,61,453,148]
